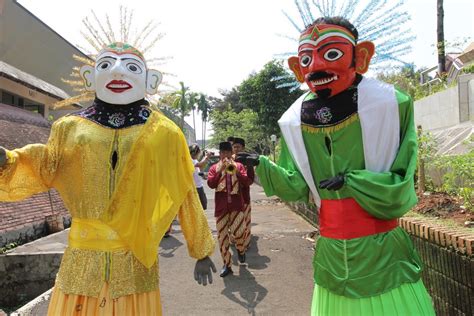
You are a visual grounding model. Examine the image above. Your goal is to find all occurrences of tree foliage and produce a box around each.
[197,93,212,148]
[213,87,244,113]
[209,59,301,152]
[239,60,302,136]
[376,65,448,101]
[209,108,265,152]
[170,81,194,130]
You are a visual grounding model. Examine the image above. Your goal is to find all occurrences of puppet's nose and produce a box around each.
[110,60,126,77]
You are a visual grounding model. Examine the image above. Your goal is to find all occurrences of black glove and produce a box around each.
[194,256,217,286]
[235,152,260,167]
[319,174,345,191]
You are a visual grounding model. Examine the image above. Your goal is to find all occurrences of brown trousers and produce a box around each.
[216,211,246,267]
[242,203,252,250]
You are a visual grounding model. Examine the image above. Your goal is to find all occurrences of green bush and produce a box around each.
[432,151,474,210]
[417,131,473,211]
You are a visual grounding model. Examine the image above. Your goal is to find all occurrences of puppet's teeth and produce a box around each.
[109,84,129,88]
[311,75,338,86]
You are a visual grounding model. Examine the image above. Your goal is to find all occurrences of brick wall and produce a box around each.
[287,202,474,316]
[400,218,473,316]
[0,104,70,247]
[0,190,70,247]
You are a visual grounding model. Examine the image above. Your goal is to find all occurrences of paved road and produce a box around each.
[12,184,317,316]
[159,184,316,316]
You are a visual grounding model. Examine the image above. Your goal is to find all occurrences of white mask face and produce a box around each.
[94,52,147,104]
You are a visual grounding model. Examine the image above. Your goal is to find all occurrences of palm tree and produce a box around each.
[171,81,192,130]
[197,93,210,149]
[188,92,199,136]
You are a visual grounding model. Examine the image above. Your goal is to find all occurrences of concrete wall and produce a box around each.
[467,76,474,121]
[415,86,460,130]
[458,74,474,122]
[0,252,62,311]
[414,74,474,131]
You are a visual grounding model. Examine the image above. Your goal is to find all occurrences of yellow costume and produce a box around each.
[0,111,215,315]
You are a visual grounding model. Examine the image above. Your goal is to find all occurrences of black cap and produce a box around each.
[219,141,233,151]
[233,137,245,147]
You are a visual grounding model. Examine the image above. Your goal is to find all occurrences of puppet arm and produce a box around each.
[256,137,309,203]
[178,188,215,260]
[0,119,65,201]
[178,187,216,285]
[345,91,418,219]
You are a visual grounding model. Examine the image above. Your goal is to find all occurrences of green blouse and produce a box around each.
[256,89,423,298]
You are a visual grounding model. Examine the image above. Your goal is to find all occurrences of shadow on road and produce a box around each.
[159,235,184,258]
[221,265,268,315]
[221,235,271,314]
[231,236,271,270]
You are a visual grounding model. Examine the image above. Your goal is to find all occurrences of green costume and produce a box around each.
[256,77,435,315]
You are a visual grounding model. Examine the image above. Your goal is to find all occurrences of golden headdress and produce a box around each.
[55,6,170,108]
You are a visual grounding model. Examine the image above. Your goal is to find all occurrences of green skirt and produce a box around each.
[311,280,436,316]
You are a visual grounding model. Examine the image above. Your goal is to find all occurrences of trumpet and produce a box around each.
[225,163,237,175]
[223,158,237,175]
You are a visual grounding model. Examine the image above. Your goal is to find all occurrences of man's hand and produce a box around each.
[217,159,227,173]
[319,174,345,191]
[235,153,260,167]
[194,256,217,286]
[0,147,7,168]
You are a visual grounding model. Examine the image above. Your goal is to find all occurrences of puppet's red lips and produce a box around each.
[310,75,338,86]
[106,80,132,93]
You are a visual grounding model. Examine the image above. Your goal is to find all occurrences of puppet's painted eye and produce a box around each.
[127,63,143,74]
[300,55,312,67]
[97,61,111,71]
[323,49,344,61]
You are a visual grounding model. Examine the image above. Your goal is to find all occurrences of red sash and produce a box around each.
[319,198,398,239]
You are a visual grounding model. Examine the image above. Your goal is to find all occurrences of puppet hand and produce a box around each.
[194,256,217,286]
[0,147,7,168]
[235,153,260,167]
[319,174,345,191]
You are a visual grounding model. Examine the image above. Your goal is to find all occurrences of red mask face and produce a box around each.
[288,24,375,98]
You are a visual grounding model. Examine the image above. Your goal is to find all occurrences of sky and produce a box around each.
[18,0,474,140]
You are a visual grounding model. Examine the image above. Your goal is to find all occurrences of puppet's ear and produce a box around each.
[355,41,375,74]
[288,56,305,83]
[146,69,163,95]
[80,65,96,91]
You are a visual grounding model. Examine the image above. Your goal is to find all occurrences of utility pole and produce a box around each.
[437,0,446,75]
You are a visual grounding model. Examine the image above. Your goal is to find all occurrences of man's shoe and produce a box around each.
[220,265,233,277]
[238,251,246,263]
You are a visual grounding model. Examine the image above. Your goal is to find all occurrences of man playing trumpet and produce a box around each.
[207,141,252,277]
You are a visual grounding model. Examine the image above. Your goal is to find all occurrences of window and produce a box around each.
[0,89,45,116]
[24,104,45,116]
[2,91,15,105]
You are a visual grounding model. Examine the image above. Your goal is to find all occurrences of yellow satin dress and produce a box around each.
[0,111,215,315]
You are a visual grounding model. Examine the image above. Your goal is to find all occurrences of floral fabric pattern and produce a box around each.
[301,75,362,128]
[74,98,151,129]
